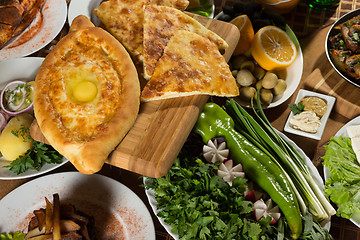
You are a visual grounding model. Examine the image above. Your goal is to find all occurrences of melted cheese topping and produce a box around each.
[47,37,122,142]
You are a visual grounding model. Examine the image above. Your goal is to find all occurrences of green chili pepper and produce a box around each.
[193,103,302,239]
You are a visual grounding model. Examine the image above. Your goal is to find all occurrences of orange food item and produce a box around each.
[251,25,297,71]
[230,15,254,56]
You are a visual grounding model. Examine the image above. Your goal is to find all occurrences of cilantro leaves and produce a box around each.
[4,141,63,174]
[289,102,304,115]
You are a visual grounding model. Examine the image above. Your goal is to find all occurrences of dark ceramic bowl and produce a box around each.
[325,8,360,88]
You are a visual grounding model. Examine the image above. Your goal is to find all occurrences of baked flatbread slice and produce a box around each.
[93,0,189,63]
[34,15,140,174]
[143,4,228,80]
[141,30,238,101]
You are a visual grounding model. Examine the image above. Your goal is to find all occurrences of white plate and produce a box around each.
[0,172,156,239]
[284,89,336,140]
[144,131,329,239]
[233,25,303,109]
[0,57,68,180]
[68,0,214,26]
[68,0,102,26]
[0,0,67,61]
[323,115,360,227]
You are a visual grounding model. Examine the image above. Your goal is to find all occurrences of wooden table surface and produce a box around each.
[1,0,360,239]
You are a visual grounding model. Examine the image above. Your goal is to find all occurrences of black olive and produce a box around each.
[243,2,255,19]
[222,5,235,17]
[218,13,233,22]
[252,18,272,32]
[233,2,244,14]
[253,11,262,20]
[261,8,276,19]
[271,14,287,28]
[251,2,263,13]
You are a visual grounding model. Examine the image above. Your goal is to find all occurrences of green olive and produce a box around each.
[253,66,266,80]
[231,55,248,70]
[255,79,263,90]
[239,86,257,101]
[260,88,273,105]
[262,72,278,89]
[236,69,256,87]
[240,61,255,72]
[273,79,287,95]
[231,70,238,78]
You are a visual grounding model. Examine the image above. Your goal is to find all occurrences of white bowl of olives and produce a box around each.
[229,26,303,109]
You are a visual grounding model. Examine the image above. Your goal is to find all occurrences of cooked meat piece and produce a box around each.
[0,0,44,48]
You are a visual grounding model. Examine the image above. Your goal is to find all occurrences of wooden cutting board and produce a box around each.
[30,14,240,178]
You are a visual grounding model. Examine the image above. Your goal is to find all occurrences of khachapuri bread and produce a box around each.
[33,15,140,174]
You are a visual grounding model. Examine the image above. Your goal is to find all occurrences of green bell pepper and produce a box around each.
[194,102,302,239]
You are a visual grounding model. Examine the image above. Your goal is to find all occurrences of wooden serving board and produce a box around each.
[30,14,240,178]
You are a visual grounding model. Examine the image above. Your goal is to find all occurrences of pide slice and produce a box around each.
[143,4,229,80]
[33,15,140,174]
[93,0,189,64]
[141,30,238,101]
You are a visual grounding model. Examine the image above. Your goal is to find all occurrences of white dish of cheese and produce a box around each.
[284,89,336,140]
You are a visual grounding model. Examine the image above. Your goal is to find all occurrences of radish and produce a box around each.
[203,138,229,163]
[217,159,245,186]
[253,198,281,224]
[243,182,266,203]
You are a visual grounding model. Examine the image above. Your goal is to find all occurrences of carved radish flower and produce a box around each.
[217,159,245,186]
[203,138,229,163]
[244,182,267,203]
[253,198,281,224]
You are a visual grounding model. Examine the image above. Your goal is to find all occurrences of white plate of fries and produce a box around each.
[0,172,155,239]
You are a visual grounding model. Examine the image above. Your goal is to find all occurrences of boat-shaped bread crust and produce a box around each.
[34,15,140,174]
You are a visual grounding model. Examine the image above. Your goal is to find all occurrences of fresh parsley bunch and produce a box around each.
[146,155,276,239]
[4,141,63,174]
[145,150,333,240]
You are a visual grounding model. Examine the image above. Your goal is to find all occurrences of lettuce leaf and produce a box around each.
[323,136,360,219]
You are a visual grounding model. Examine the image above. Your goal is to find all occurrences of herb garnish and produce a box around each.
[4,141,63,174]
[289,102,304,115]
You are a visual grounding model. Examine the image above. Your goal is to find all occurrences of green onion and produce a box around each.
[223,92,336,222]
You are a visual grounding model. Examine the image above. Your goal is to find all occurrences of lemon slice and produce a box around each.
[230,15,254,56]
[251,25,297,71]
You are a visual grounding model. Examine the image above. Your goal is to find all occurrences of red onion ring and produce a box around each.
[0,80,34,116]
[0,112,7,132]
